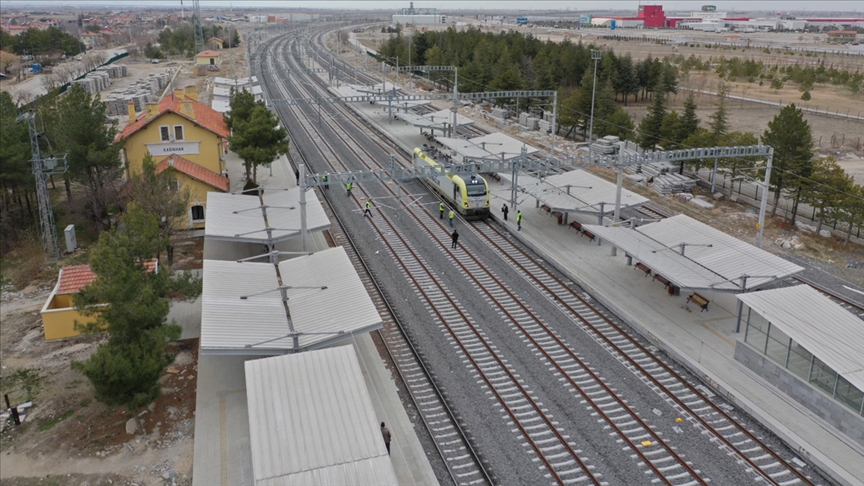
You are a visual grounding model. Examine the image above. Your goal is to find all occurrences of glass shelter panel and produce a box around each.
[809,357,838,396]
[765,324,791,365]
[834,376,864,416]
[745,310,769,352]
[786,340,813,382]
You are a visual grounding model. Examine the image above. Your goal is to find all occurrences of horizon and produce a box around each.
[1,1,863,14]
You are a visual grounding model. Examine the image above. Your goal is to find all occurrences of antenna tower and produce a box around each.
[17,112,68,259]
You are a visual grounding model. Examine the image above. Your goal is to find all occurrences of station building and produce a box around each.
[117,86,231,229]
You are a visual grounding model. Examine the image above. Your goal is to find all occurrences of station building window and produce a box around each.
[191,205,205,222]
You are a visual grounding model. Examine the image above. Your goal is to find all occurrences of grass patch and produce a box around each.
[79,399,91,408]
[38,409,75,431]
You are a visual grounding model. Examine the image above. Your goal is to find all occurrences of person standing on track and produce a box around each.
[380,422,391,455]
[451,229,459,249]
[448,209,455,228]
[516,210,522,231]
[502,203,509,221]
[346,182,353,197]
[439,202,445,219]
[364,199,373,218]
[322,172,329,190]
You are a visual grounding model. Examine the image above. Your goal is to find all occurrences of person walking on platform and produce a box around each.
[364,199,373,218]
[451,229,459,249]
[502,203,509,221]
[448,209,455,228]
[516,210,522,231]
[439,202,445,219]
[380,422,391,455]
[295,169,300,185]
[322,172,329,190]
[346,182,353,197]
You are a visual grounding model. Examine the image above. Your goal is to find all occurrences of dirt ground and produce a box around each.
[0,276,199,486]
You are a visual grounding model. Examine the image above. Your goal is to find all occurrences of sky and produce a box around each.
[4,0,863,12]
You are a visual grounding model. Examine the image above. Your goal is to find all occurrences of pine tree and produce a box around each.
[798,156,853,233]
[678,94,700,141]
[638,83,666,151]
[658,111,682,149]
[72,205,201,432]
[46,84,123,229]
[229,102,290,184]
[707,83,729,144]
[761,104,814,221]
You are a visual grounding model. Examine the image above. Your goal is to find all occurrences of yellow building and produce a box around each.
[40,261,157,340]
[195,49,222,65]
[118,86,231,228]
[208,37,225,50]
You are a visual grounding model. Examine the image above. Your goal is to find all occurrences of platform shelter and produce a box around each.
[245,346,398,485]
[394,109,473,136]
[199,246,382,355]
[204,188,329,251]
[584,214,803,294]
[435,132,539,163]
[736,285,864,444]
[511,169,649,225]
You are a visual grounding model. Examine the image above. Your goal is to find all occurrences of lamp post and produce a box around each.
[588,49,602,160]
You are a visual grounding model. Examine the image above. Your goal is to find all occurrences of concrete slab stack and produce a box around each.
[102,71,171,117]
[537,119,552,133]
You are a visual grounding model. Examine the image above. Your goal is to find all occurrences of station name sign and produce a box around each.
[145,141,201,156]
[702,5,717,11]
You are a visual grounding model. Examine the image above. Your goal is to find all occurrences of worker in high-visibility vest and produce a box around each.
[448,209,455,228]
[346,182,353,197]
[322,172,329,190]
[364,199,373,218]
[439,202,445,219]
[516,210,522,231]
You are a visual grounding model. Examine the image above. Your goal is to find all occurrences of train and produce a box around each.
[413,148,490,219]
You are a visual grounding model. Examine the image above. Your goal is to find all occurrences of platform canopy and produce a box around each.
[214,76,258,87]
[738,285,864,392]
[245,346,398,486]
[204,188,330,244]
[436,132,539,162]
[346,82,397,94]
[394,109,474,130]
[516,169,649,216]
[200,247,382,355]
[584,214,803,292]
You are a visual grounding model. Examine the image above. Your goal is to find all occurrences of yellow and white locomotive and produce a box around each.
[414,148,490,218]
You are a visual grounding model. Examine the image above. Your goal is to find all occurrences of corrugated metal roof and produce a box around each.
[245,346,398,486]
[513,169,649,214]
[277,247,382,350]
[638,215,803,290]
[204,189,330,243]
[738,285,864,391]
[583,224,741,291]
[394,110,473,129]
[200,247,382,354]
[200,260,290,354]
[584,215,803,292]
[437,132,539,161]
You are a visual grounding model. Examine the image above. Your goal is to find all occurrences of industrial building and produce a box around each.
[391,2,445,27]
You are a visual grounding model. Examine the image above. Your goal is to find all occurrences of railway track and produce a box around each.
[257,27,825,485]
[261,32,492,486]
[471,221,815,486]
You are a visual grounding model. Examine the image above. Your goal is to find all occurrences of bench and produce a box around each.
[540,204,551,215]
[652,274,671,288]
[635,262,651,277]
[581,229,595,242]
[569,221,583,232]
[687,293,710,312]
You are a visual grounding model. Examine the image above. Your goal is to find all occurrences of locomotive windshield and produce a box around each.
[465,176,486,197]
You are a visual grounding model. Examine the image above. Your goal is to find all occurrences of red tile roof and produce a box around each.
[156,154,230,192]
[196,50,221,57]
[117,92,229,141]
[57,260,157,294]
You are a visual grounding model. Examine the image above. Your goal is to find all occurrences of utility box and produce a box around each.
[64,224,77,253]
